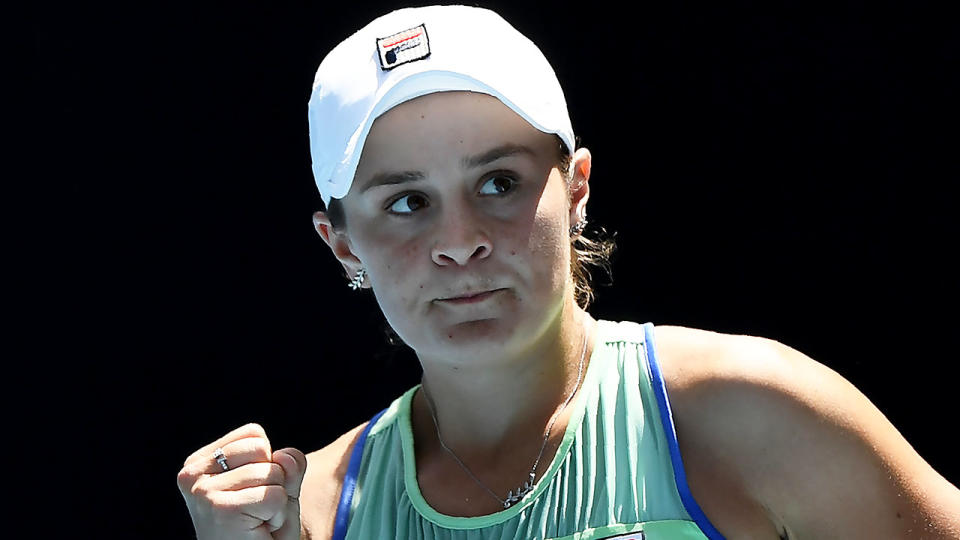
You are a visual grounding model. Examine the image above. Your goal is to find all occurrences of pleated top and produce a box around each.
[339,320,722,540]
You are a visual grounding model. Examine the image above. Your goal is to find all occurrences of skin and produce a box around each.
[314,91,595,465]
[180,90,960,540]
[313,90,599,519]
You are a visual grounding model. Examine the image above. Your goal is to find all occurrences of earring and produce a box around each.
[348,267,367,290]
[569,219,587,237]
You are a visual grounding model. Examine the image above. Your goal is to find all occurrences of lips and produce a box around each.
[437,288,504,304]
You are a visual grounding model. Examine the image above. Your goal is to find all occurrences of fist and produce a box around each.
[177,423,307,540]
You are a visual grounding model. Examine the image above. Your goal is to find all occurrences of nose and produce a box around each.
[430,208,493,267]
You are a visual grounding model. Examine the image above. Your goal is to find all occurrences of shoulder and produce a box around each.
[652,325,960,538]
[299,420,370,540]
[650,324,803,439]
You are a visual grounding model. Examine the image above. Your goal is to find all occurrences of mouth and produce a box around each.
[436,288,504,304]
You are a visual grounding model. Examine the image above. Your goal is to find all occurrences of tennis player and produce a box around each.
[177,5,960,539]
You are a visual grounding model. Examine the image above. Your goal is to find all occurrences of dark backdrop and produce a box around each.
[32,1,957,537]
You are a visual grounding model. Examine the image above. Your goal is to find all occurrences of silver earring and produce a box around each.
[569,219,587,237]
[348,268,367,290]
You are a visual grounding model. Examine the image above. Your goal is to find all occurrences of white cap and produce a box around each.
[308,5,576,206]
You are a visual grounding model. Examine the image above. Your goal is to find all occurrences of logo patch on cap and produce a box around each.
[376,24,430,70]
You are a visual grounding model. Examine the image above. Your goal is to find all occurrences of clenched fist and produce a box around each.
[177,423,307,540]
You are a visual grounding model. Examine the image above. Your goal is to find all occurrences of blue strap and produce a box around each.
[643,322,727,540]
[331,408,388,540]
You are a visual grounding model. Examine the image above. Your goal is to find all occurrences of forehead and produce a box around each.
[374,90,529,130]
[356,91,557,171]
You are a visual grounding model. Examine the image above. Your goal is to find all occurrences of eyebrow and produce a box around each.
[359,143,537,194]
[460,143,537,169]
[359,171,425,194]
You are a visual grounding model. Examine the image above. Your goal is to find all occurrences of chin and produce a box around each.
[387,290,551,354]
[417,316,520,355]
[442,317,509,340]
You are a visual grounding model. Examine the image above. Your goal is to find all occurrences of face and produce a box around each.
[320,91,590,364]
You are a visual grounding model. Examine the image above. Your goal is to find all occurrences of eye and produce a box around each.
[479,174,517,195]
[387,193,429,215]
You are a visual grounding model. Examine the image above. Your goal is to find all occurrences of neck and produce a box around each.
[414,300,595,465]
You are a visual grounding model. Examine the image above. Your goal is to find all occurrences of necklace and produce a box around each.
[420,320,590,509]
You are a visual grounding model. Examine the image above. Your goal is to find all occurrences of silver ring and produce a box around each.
[213,447,229,471]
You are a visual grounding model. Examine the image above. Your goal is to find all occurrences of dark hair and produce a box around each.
[324,136,615,309]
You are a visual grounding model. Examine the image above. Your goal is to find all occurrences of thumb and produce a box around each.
[271,448,307,540]
[274,448,308,497]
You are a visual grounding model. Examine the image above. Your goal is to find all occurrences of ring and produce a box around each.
[213,447,229,471]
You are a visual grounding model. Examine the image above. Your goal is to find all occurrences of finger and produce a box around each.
[202,462,285,493]
[273,448,308,498]
[184,423,269,467]
[271,497,300,540]
[266,499,290,535]
[271,449,306,540]
[207,484,289,524]
[181,435,273,481]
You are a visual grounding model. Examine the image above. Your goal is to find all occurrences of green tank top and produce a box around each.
[339,320,722,539]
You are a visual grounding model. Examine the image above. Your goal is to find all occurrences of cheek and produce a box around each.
[354,220,425,284]
[360,235,431,320]
[382,241,422,283]
[527,203,570,290]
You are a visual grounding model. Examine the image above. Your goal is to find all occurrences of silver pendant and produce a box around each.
[503,472,536,508]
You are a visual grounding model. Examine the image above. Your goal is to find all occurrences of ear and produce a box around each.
[312,210,367,287]
[568,147,592,224]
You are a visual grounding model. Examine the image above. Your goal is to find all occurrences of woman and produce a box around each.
[177,5,960,539]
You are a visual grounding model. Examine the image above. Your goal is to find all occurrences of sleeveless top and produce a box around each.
[332,320,726,540]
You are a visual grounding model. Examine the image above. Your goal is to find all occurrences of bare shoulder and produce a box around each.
[651,325,792,537]
[299,421,371,540]
[651,324,788,391]
[652,325,960,539]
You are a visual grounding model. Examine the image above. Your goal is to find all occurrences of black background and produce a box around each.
[31,1,957,537]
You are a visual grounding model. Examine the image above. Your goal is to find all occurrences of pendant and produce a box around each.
[503,472,536,508]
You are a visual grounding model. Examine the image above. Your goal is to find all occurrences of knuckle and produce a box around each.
[206,489,246,517]
[245,436,273,462]
[189,478,213,500]
[175,466,197,492]
[242,422,268,439]
[268,462,285,484]
[183,448,205,467]
[264,485,288,507]
[205,492,234,516]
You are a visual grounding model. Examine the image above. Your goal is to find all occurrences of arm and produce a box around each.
[299,421,370,540]
[671,332,960,538]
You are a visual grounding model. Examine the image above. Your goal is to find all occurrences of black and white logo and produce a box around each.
[376,24,431,70]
